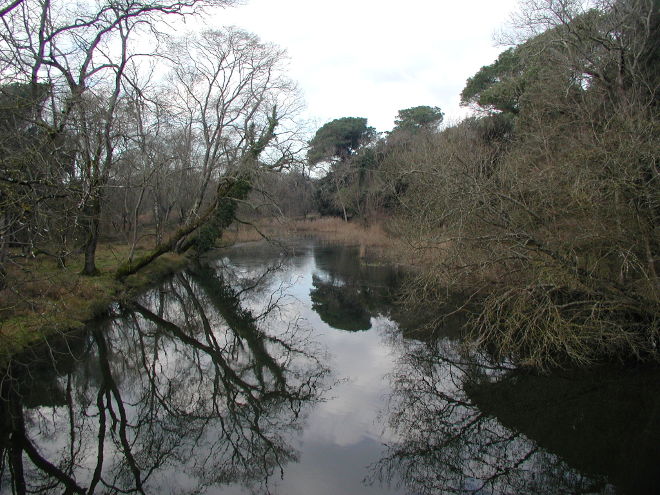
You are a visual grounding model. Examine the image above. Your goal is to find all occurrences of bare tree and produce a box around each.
[115,28,305,278]
[165,28,303,222]
[0,0,238,275]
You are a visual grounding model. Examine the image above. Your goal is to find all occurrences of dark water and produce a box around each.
[1,240,658,494]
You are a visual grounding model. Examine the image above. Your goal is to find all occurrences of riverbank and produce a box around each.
[226,216,417,267]
[0,218,399,364]
[3,216,657,375]
[0,243,190,364]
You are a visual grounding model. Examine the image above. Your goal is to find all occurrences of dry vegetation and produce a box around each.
[229,216,452,274]
[364,0,660,369]
[285,217,392,246]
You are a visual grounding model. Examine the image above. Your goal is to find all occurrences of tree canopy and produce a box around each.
[460,47,526,114]
[392,105,444,132]
[307,117,375,165]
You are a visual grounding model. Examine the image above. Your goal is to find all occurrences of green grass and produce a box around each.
[0,243,190,365]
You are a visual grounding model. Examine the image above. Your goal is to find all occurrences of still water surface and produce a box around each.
[1,240,658,494]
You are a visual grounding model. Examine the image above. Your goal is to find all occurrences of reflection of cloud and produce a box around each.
[216,244,407,493]
[228,246,401,449]
[271,437,399,495]
[302,317,400,447]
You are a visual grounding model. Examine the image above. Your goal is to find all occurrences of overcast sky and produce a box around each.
[200,0,520,133]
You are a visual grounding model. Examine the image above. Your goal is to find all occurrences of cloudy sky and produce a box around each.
[203,0,520,132]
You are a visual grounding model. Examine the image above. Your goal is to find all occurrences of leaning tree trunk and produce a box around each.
[115,108,279,281]
[176,176,251,254]
[114,176,251,280]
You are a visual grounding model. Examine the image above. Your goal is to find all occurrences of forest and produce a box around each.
[0,0,658,369]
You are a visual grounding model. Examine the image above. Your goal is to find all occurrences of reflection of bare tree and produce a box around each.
[370,337,609,495]
[468,366,660,495]
[0,262,327,494]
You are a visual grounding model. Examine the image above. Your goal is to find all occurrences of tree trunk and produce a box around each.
[81,194,101,276]
[0,210,8,290]
[128,186,147,262]
[115,109,279,280]
[114,180,227,279]
[153,193,163,245]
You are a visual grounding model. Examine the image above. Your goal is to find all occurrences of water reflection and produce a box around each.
[1,241,658,494]
[468,367,660,495]
[310,245,402,332]
[0,260,327,494]
[371,336,624,494]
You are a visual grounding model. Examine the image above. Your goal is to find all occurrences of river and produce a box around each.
[1,240,658,494]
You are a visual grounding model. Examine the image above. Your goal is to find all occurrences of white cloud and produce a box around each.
[202,0,520,132]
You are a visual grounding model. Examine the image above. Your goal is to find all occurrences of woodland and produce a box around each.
[0,0,658,369]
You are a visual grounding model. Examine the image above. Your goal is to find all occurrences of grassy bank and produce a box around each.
[0,243,189,364]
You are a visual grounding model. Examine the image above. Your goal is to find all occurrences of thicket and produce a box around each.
[305,0,659,369]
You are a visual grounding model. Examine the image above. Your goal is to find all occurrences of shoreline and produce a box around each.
[0,251,190,366]
[0,218,396,364]
[2,221,657,373]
